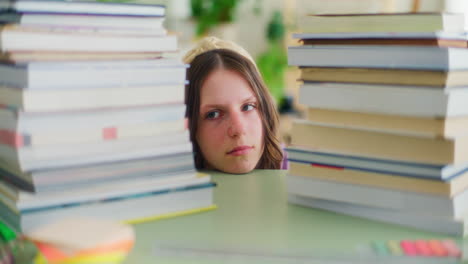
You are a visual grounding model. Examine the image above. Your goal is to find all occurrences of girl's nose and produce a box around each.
[227,111,246,138]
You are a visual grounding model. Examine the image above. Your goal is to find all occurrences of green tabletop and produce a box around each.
[124,170,464,263]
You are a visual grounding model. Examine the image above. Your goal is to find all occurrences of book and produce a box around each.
[288,45,468,70]
[298,82,468,118]
[18,172,208,210]
[300,37,467,48]
[286,174,468,219]
[0,200,20,231]
[0,12,165,30]
[0,83,185,112]
[1,120,185,148]
[291,120,468,165]
[294,31,468,40]
[286,147,468,181]
[32,152,195,193]
[0,180,18,201]
[289,161,468,197]
[288,194,466,236]
[20,179,214,233]
[299,67,468,87]
[0,130,190,172]
[0,51,164,63]
[0,191,17,213]
[0,25,177,52]
[298,13,465,33]
[0,58,186,89]
[306,108,468,138]
[0,0,165,17]
[0,142,193,192]
[0,103,186,136]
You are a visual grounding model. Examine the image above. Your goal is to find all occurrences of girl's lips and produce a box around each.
[227,146,253,156]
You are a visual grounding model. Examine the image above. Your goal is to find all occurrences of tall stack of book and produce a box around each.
[0,0,215,233]
[286,12,468,236]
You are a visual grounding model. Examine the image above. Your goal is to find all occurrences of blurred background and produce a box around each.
[132,0,467,144]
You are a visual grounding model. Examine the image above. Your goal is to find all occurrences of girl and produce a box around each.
[184,37,284,174]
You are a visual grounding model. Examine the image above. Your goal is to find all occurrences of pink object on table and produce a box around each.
[414,240,433,256]
[427,240,448,257]
[441,239,461,258]
[400,240,418,256]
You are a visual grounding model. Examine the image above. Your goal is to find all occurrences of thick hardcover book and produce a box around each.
[288,194,466,236]
[0,58,186,89]
[286,146,468,181]
[0,141,193,192]
[0,130,190,172]
[299,67,468,87]
[288,161,468,197]
[0,11,165,29]
[291,120,468,165]
[0,0,165,17]
[287,174,468,220]
[0,83,185,112]
[20,177,214,232]
[299,82,468,118]
[301,38,467,48]
[288,45,468,70]
[298,13,465,33]
[0,25,177,52]
[305,108,468,138]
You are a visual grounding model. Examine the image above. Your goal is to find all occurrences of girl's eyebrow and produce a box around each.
[242,96,257,103]
[201,96,257,110]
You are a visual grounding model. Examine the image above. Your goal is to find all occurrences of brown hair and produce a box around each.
[185,49,283,170]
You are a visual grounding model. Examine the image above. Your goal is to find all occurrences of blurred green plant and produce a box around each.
[256,11,287,105]
[190,0,240,36]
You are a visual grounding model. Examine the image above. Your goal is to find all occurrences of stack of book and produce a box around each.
[286,12,468,236]
[0,0,215,233]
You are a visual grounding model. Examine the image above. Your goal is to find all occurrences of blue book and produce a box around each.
[286,147,468,181]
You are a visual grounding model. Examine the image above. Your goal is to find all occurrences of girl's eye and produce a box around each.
[205,110,220,120]
[242,103,256,112]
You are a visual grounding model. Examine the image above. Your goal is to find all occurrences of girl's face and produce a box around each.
[197,69,264,174]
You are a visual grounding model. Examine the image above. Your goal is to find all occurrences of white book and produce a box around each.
[288,194,467,236]
[287,174,468,220]
[21,182,214,233]
[0,83,185,112]
[19,172,209,209]
[299,82,468,118]
[34,152,195,192]
[0,1,166,17]
[288,45,468,70]
[0,25,177,52]
[1,58,186,89]
[1,104,186,134]
[0,131,191,171]
[0,12,165,31]
[1,142,193,192]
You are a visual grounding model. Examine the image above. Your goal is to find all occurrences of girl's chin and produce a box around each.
[221,163,256,174]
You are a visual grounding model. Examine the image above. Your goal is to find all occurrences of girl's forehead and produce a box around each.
[200,69,257,104]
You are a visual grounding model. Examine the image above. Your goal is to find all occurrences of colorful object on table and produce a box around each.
[0,221,16,242]
[25,218,135,264]
[371,240,389,256]
[386,240,403,256]
[0,236,39,264]
[372,239,461,258]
